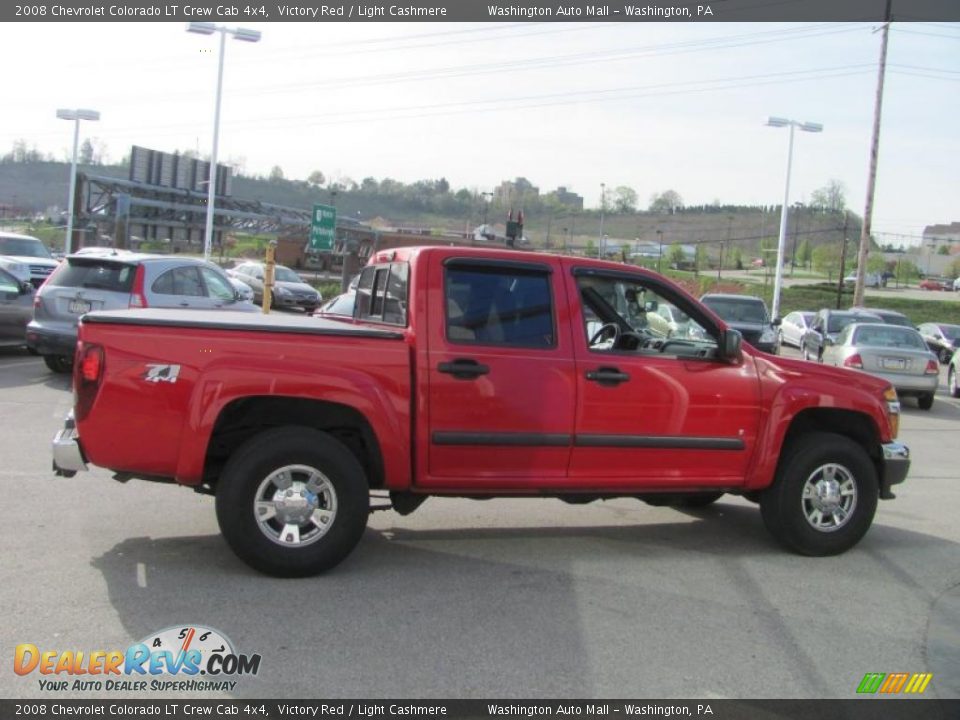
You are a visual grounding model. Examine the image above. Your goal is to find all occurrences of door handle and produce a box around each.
[438,358,490,380]
[585,367,630,386]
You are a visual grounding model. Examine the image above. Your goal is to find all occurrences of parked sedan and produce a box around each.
[778,311,814,348]
[700,293,779,354]
[800,308,883,362]
[0,266,34,349]
[28,253,257,373]
[229,262,322,312]
[917,322,960,364]
[822,323,939,410]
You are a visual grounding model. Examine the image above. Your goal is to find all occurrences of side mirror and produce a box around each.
[644,300,658,313]
[772,317,782,327]
[20,281,33,295]
[720,329,743,363]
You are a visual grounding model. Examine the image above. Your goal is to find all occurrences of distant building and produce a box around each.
[494,177,539,209]
[543,186,584,211]
[921,221,960,254]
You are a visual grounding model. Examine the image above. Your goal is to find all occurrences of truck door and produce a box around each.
[565,263,762,489]
[422,253,576,487]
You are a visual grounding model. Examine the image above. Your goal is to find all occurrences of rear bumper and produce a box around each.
[26,321,77,357]
[876,373,939,396]
[879,441,910,500]
[52,412,88,477]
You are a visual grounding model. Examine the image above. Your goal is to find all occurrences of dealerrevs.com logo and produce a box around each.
[14,625,261,693]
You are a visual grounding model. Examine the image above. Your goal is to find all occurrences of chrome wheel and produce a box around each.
[253,464,338,547]
[801,463,857,532]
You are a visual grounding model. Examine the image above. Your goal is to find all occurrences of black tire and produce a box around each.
[26,346,39,356]
[678,492,724,507]
[949,367,960,398]
[939,347,952,365]
[917,393,934,411]
[215,426,370,577]
[760,432,878,556]
[43,354,73,374]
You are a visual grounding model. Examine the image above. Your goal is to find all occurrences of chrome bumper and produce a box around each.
[879,441,910,500]
[52,412,88,477]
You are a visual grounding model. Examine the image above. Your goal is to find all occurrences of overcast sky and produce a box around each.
[2,20,957,245]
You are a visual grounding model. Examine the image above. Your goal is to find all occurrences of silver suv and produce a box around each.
[0,231,60,288]
[27,252,257,373]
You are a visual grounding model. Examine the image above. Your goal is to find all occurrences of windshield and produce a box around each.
[275,266,302,283]
[940,325,960,341]
[0,236,52,259]
[829,314,874,334]
[702,297,768,324]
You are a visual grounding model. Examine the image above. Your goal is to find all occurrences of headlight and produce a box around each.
[760,327,776,343]
[274,286,291,296]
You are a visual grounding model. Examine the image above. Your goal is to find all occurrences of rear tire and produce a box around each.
[43,354,73,374]
[760,432,878,556]
[949,367,960,398]
[215,426,369,577]
[918,393,934,411]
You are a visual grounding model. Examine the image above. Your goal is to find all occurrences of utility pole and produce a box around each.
[837,212,850,310]
[853,0,893,307]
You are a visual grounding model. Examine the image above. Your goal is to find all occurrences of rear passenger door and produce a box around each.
[423,254,576,487]
[150,265,217,309]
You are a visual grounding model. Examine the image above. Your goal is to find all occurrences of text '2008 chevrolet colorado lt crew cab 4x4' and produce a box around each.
[52,247,910,576]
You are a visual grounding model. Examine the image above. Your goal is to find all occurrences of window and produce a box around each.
[576,273,713,356]
[445,264,554,347]
[355,262,409,326]
[48,259,136,292]
[200,267,236,301]
[152,266,204,297]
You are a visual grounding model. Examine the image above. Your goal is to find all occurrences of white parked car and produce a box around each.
[778,311,815,348]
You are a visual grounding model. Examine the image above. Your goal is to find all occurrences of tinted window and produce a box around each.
[152,266,204,296]
[445,266,554,347]
[355,262,408,326]
[703,297,768,324]
[939,325,960,341]
[275,266,301,283]
[48,259,136,292]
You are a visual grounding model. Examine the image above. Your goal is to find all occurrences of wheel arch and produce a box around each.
[202,396,388,492]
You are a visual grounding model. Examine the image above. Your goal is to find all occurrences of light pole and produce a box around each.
[656,229,663,273]
[481,191,493,228]
[765,116,822,319]
[187,22,261,261]
[598,183,606,257]
[56,108,99,255]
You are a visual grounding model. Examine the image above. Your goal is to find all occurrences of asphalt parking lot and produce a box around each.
[1,345,958,701]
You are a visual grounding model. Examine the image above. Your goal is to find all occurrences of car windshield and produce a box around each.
[0,236,52,258]
[828,314,867,334]
[878,314,912,328]
[703,297,768,324]
[275,267,302,283]
[940,325,960,341]
[853,326,927,350]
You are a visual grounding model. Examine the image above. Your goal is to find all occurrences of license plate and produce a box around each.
[881,357,906,370]
[68,300,92,314]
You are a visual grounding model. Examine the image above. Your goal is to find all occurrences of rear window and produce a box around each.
[853,326,927,350]
[702,297,768,324]
[47,259,136,293]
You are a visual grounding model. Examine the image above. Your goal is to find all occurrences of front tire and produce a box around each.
[760,432,878,556]
[215,426,370,577]
[949,367,960,398]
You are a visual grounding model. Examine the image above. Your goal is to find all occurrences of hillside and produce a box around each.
[0,159,861,262]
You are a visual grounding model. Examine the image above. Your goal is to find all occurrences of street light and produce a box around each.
[56,108,99,255]
[481,191,493,228]
[765,116,823,319]
[187,22,262,261]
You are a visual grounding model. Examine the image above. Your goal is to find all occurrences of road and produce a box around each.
[1,345,957,701]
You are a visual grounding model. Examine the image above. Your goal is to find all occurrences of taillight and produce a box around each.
[129,265,148,308]
[843,353,863,369]
[74,343,104,421]
[925,359,939,375]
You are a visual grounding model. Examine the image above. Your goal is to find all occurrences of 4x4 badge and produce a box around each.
[143,364,180,384]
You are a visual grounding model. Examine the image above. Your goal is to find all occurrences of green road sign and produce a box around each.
[310,204,337,251]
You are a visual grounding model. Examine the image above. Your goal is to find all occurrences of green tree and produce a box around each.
[584,238,598,258]
[810,179,846,213]
[895,260,920,285]
[269,165,285,182]
[867,254,888,274]
[948,257,960,279]
[937,245,951,256]
[613,186,638,213]
[812,244,842,281]
[797,238,812,269]
[729,246,743,270]
[695,244,708,276]
[307,170,325,187]
[649,190,683,214]
[667,244,687,269]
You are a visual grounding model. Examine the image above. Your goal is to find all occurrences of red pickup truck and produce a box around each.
[52,246,910,576]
